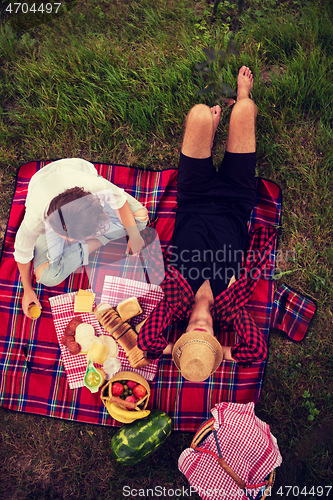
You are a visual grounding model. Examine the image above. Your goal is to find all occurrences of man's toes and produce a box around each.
[210,105,221,120]
[215,105,222,115]
[243,66,249,76]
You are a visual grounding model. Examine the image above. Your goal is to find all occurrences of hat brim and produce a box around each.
[172,331,223,380]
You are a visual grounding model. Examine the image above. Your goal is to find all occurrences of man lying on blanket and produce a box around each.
[137,67,276,382]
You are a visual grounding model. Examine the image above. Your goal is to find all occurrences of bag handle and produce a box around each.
[191,425,246,490]
[190,421,271,492]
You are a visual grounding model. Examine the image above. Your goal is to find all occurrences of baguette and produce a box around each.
[94,301,151,369]
[100,313,124,336]
[127,346,150,369]
[112,322,132,340]
[116,327,138,351]
[94,303,114,321]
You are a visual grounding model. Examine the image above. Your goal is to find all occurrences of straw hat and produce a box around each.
[172,331,223,382]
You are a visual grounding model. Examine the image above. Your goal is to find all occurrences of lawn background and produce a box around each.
[0,0,332,498]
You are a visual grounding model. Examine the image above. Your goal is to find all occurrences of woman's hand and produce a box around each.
[126,234,145,255]
[222,346,235,361]
[22,289,42,318]
[17,261,41,318]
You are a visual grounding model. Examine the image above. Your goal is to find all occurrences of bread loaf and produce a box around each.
[112,322,132,340]
[94,302,113,321]
[127,346,150,369]
[116,327,138,351]
[100,309,123,330]
[94,301,150,369]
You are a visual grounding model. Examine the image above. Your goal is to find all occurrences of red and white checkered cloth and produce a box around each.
[100,275,164,327]
[49,280,164,389]
[178,402,282,500]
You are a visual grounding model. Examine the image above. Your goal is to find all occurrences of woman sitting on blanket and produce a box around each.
[14,158,149,318]
[137,67,274,381]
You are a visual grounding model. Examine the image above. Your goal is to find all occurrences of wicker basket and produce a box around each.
[101,371,150,423]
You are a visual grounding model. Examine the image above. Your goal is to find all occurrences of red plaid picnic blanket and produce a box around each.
[0,161,282,431]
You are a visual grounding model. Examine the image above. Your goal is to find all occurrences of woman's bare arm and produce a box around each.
[116,201,145,254]
[17,261,42,318]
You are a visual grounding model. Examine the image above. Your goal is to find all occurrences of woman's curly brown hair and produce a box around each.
[46,187,109,240]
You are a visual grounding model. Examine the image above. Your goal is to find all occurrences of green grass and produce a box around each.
[1,0,333,498]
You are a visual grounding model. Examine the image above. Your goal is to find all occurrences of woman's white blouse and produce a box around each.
[14,158,127,264]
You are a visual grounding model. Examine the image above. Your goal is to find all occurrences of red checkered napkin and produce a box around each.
[100,275,165,379]
[178,402,282,500]
[101,275,164,327]
[49,291,104,389]
[49,280,164,389]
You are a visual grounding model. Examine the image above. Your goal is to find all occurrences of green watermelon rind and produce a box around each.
[110,410,172,465]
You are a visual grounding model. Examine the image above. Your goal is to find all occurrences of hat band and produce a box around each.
[176,339,217,358]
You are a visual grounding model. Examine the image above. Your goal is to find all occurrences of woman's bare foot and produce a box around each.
[210,104,221,148]
[237,66,254,101]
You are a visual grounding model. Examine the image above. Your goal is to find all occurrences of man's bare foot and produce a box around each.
[210,104,221,148]
[237,66,254,101]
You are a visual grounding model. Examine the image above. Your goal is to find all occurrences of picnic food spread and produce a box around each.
[116,296,143,321]
[61,316,83,355]
[74,289,95,312]
[56,289,162,414]
[94,300,150,369]
[101,371,151,423]
[61,315,119,362]
[84,359,105,393]
[53,287,160,392]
